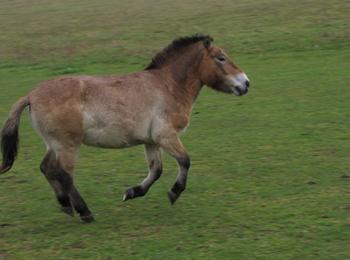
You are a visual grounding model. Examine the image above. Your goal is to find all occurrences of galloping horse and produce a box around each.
[0,35,250,222]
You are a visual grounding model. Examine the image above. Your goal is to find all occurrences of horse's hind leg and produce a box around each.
[41,147,94,223]
[123,144,163,201]
[57,148,94,223]
[40,150,73,216]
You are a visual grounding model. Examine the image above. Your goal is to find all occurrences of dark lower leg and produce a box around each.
[69,186,94,223]
[56,169,94,223]
[123,161,162,201]
[123,145,162,201]
[40,152,74,216]
[57,195,74,216]
[168,155,190,204]
[159,135,191,204]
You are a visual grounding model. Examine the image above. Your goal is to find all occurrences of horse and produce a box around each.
[0,35,250,222]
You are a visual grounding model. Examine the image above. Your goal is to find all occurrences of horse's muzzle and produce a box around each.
[233,85,248,96]
[229,74,250,96]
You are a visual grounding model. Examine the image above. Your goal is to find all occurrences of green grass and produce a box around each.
[1,0,350,259]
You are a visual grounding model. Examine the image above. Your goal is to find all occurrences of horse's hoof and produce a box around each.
[61,206,74,217]
[80,214,95,223]
[123,187,135,201]
[167,191,179,205]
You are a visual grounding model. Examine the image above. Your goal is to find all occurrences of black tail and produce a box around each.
[0,96,29,174]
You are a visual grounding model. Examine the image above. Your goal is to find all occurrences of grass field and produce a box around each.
[0,0,350,259]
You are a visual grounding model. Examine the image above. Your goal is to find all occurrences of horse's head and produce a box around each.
[200,38,250,96]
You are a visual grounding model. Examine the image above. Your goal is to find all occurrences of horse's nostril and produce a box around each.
[245,80,250,88]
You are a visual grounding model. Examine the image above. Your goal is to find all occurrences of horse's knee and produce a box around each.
[178,155,190,170]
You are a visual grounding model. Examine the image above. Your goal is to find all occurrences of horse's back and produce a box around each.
[28,73,164,149]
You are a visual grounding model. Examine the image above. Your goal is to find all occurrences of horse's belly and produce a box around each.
[81,111,150,148]
[82,128,141,148]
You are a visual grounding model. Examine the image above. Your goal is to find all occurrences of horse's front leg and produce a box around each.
[159,134,190,204]
[123,144,163,201]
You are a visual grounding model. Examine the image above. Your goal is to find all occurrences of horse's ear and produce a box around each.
[203,36,214,49]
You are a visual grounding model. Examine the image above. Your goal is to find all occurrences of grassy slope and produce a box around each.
[0,0,349,259]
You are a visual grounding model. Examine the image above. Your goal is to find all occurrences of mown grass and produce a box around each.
[0,0,349,259]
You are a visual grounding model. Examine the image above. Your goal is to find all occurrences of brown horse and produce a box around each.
[0,35,249,222]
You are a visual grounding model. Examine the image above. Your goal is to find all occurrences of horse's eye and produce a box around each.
[217,56,226,62]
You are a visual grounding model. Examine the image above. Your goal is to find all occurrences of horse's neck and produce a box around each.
[166,52,204,105]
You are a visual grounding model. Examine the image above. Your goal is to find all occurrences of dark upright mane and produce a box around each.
[145,34,213,70]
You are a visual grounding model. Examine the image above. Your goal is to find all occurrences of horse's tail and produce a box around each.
[0,96,30,174]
